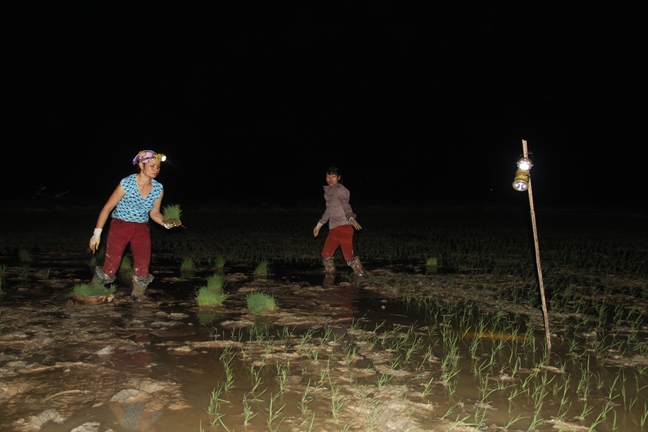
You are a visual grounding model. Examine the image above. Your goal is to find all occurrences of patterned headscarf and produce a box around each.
[132,150,166,165]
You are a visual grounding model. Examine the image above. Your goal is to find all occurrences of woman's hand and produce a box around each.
[163,219,182,229]
[349,217,362,230]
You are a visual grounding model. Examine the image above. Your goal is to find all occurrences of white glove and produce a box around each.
[313,222,323,237]
[349,217,362,230]
[89,228,102,253]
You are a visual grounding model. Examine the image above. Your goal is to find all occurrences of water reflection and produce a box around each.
[195,312,226,326]
[108,400,162,431]
[322,279,359,343]
[109,329,152,377]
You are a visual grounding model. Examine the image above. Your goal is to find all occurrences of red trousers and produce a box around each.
[102,218,151,279]
[321,225,355,261]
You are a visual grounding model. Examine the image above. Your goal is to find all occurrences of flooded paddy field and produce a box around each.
[0,202,647,431]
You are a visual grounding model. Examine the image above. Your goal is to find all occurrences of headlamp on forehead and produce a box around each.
[133,150,167,165]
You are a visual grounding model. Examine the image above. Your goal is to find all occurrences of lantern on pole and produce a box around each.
[512,157,533,192]
[513,140,551,354]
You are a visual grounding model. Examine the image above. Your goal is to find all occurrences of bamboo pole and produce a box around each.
[522,139,551,353]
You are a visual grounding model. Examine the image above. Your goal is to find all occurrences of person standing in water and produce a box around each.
[313,166,366,278]
[89,150,181,301]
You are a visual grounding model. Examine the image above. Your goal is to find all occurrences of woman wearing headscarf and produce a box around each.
[89,150,181,300]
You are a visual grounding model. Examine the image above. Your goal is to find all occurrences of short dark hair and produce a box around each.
[326,166,342,176]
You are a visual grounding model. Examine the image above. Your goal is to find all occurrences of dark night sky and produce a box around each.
[3,2,647,209]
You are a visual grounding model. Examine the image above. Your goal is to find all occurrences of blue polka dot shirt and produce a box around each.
[112,174,163,223]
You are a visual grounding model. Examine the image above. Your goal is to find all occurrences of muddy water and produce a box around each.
[2,255,648,431]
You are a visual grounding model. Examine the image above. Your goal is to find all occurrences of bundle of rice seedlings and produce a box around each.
[206,274,225,291]
[120,256,132,271]
[181,257,196,271]
[70,283,116,297]
[214,256,226,270]
[253,260,270,276]
[163,204,183,228]
[18,249,32,263]
[246,292,277,314]
[163,204,182,220]
[196,287,228,306]
[119,270,134,283]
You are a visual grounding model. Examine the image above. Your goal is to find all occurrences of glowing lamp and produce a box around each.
[160,154,167,162]
[516,157,533,171]
[512,169,530,191]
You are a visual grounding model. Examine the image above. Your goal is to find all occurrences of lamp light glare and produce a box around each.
[517,157,533,171]
[512,169,529,192]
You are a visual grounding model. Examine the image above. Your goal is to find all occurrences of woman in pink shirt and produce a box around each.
[313,166,366,279]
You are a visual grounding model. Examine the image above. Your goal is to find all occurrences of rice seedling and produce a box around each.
[640,403,648,427]
[330,383,346,420]
[426,257,438,267]
[421,375,436,397]
[206,274,225,291]
[501,413,526,431]
[162,204,183,225]
[276,364,288,394]
[441,400,464,420]
[246,292,277,314]
[242,393,257,425]
[180,256,196,271]
[195,287,229,306]
[589,401,614,431]
[253,260,270,276]
[249,365,265,394]
[214,256,226,270]
[300,380,313,413]
[265,391,285,428]
[119,255,132,271]
[206,386,224,415]
[18,248,31,262]
[221,348,236,391]
[301,414,316,432]
[0,264,7,276]
[70,283,116,297]
[365,400,384,430]
[277,325,293,341]
[578,403,594,421]
[376,373,392,389]
[306,347,319,362]
[213,416,231,432]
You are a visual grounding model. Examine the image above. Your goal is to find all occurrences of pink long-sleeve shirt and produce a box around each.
[318,183,356,229]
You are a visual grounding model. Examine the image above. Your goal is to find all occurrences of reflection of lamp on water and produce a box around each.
[512,157,533,192]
